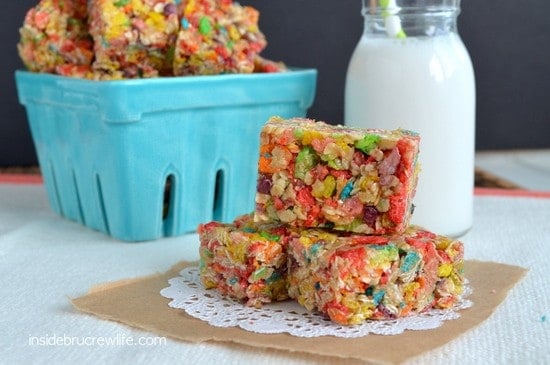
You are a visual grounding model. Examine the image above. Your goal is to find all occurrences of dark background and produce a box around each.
[2,1,549,166]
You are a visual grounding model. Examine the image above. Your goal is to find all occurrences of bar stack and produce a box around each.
[198,116,465,325]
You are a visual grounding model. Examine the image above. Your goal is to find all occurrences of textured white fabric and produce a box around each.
[0,183,549,365]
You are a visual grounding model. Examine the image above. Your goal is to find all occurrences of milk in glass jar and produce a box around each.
[345,0,475,237]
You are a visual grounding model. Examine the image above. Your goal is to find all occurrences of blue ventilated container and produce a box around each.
[15,69,317,241]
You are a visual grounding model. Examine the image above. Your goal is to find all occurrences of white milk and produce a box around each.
[345,33,475,237]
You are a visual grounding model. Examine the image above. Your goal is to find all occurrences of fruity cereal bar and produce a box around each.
[254,117,420,234]
[198,214,289,308]
[286,226,465,325]
[88,0,179,79]
[173,0,267,75]
[18,0,94,76]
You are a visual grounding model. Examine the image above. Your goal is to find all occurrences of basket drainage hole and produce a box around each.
[163,175,174,220]
[213,170,224,221]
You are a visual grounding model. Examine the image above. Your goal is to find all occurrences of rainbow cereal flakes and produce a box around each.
[18,0,94,77]
[18,0,285,79]
[198,214,290,308]
[197,117,467,326]
[254,117,421,235]
[286,225,464,325]
[198,214,464,325]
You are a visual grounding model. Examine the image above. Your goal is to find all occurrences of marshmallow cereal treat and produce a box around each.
[17,0,94,76]
[87,0,180,79]
[18,0,284,78]
[173,0,267,75]
[254,117,421,234]
[198,212,464,324]
[198,214,289,308]
[286,226,465,325]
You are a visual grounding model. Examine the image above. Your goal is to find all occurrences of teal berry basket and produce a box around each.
[15,69,317,241]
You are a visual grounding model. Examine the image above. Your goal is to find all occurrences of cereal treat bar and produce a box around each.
[18,0,94,76]
[173,0,267,75]
[198,214,290,308]
[87,0,179,79]
[254,117,421,235]
[287,226,464,325]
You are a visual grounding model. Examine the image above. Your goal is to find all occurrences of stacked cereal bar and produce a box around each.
[196,117,466,326]
[254,117,420,235]
[286,226,464,325]
[198,214,290,308]
[198,214,465,323]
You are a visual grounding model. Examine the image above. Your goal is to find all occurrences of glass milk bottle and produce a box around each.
[345,0,475,237]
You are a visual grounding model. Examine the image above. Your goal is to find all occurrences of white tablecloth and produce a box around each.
[0,182,549,365]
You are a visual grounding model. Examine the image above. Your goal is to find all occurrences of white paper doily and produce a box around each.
[160,266,473,338]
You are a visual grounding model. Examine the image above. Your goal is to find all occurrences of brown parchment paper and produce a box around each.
[71,260,527,364]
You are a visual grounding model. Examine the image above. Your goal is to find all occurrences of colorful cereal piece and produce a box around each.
[254,117,421,234]
[18,0,93,75]
[253,56,287,73]
[197,214,289,308]
[88,0,179,79]
[55,64,94,78]
[173,0,267,75]
[286,226,464,325]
